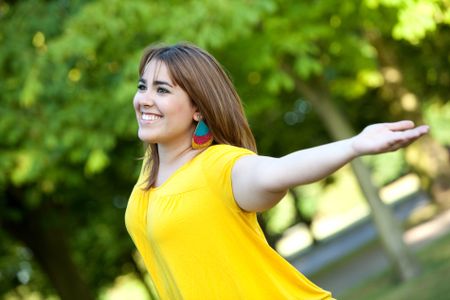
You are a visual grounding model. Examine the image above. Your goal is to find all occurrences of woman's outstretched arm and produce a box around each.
[232,121,429,212]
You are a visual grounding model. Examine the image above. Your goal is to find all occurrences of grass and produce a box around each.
[340,230,450,300]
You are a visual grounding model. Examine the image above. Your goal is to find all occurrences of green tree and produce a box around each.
[0,0,274,298]
[0,0,148,298]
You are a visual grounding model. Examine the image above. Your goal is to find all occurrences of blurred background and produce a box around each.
[1,0,449,299]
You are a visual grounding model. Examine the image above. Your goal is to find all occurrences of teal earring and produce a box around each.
[192,119,213,149]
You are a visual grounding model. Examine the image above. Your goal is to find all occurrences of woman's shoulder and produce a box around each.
[205,144,255,156]
[198,144,255,171]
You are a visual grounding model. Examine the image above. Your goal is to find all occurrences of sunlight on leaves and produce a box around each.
[85,148,110,175]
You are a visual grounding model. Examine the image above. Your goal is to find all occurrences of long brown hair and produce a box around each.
[138,42,257,189]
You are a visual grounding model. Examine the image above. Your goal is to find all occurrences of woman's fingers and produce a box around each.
[353,121,429,155]
[385,120,415,131]
[391,125,429,148]
[402,125,429,140]
[415,125,430,134]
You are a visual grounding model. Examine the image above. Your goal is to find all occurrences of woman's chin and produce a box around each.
[138,132,157,144]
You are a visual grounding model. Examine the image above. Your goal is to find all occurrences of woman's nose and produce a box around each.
[134,94,154,114]
[135,90,155,106]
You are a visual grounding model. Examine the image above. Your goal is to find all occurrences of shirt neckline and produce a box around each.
[150,145,216,191]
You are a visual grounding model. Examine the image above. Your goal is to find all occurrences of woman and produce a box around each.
[125,43,428,299]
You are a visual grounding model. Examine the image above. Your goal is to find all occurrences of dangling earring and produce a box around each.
[192,118,213,149]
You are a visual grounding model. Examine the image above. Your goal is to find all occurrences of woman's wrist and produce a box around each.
[347,136,363,160]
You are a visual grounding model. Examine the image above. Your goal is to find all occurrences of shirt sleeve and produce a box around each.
[201,144,256,212]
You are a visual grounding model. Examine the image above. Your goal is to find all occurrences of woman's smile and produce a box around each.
[141,112,163,124]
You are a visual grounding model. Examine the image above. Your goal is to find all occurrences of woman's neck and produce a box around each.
[157,138,199,167]
[154,139,203,188]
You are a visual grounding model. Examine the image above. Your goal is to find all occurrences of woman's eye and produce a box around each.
[157,87,169,94]
[137,83,146,91]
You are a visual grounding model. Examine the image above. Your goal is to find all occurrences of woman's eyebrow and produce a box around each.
[153,80,174,88]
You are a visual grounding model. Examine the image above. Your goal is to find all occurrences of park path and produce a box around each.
[315,209,450,296]
[286,193,450,296]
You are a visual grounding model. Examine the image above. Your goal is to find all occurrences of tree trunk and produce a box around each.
[4,187,95,300]
[294,78,421,281]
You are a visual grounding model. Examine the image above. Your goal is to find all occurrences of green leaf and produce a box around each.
[85,148,110,175]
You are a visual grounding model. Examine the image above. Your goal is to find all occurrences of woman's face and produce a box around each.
[133,60,197,145]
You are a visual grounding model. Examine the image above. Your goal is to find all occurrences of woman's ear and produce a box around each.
[193,112,201,122]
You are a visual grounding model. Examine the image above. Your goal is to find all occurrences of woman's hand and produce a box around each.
[351,120,429,156]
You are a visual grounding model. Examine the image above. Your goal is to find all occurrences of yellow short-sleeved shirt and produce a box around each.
[125,144,332,300]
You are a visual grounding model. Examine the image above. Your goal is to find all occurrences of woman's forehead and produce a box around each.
[142,59,174,84]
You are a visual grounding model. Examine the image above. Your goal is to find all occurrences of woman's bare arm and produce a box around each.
[232,121,429,212]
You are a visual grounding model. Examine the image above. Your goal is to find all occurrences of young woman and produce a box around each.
[125,43,429,300]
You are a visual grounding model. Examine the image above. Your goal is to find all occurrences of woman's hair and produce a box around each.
[138,42,257,189]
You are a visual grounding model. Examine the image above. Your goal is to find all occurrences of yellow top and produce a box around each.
[125,144,332,300]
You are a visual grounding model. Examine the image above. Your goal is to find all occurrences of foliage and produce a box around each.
[1,0,449,297]
[424,101,450,145]
[0,0,144,297]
